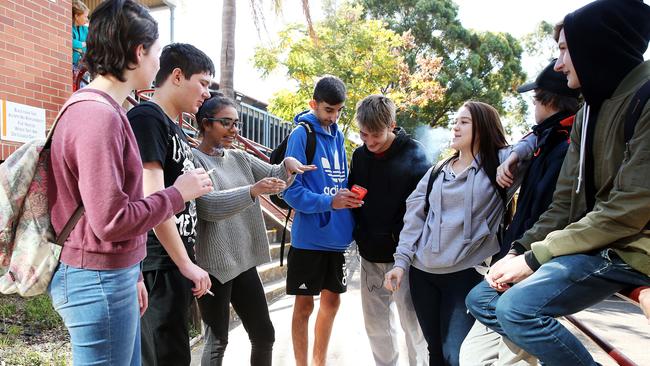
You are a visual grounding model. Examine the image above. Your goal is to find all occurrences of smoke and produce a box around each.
[413,125,450,163]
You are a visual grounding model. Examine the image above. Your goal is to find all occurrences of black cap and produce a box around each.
[517,59,580,98]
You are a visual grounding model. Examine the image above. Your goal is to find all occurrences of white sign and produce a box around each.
[1,100,46,143]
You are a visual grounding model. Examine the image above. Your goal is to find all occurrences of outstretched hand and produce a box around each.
[284,157,317,175]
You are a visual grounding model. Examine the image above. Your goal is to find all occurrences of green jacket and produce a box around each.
[517,61,650,276]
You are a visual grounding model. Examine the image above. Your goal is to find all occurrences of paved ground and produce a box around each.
[191,256,650,366]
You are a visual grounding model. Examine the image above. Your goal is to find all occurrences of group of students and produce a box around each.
[45,0,650,365]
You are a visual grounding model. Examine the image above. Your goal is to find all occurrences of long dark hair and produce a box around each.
[196,93,238,137]
[452,101,508,200]
[85,0,158,81]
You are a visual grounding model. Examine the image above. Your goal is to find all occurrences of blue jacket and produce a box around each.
[283,111,354,251]
[72,25,88,65]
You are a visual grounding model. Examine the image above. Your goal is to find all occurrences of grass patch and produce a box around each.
[24,295,62,329]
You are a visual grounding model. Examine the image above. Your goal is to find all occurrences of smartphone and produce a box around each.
[350,184,368,200]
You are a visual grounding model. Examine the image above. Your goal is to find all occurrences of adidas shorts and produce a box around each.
[286,247,347,296]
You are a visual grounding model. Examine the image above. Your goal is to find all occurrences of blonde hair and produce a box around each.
[72,0,89,23]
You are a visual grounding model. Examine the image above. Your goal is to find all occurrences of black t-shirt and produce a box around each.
[128,101,197,271]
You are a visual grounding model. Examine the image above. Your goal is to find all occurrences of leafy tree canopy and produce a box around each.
[358,0,528,129]
[253,2,445,145]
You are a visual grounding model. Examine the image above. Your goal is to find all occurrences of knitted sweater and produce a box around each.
[192,148,290,283]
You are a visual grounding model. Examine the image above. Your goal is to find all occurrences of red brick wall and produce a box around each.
[0,0,72,160]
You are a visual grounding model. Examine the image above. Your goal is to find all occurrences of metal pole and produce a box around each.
[169,6,175,43]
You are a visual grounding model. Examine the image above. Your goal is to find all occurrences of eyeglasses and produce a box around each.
[204,117,242,130]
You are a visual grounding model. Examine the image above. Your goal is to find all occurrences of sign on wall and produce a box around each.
[1,100,46,143]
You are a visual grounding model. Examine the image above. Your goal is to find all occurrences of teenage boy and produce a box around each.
[465,1,650,365]
[460,59,580,366]
[348,95,430,366]
[128,43,214,366]
[283,75,361,366]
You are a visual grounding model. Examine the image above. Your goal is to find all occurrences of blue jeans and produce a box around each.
[466,249,650,366]
[409,266,482,366]
[49,263,141,366]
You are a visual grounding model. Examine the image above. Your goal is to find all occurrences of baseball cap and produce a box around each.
[517,59,580,98]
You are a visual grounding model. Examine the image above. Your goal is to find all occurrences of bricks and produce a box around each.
[0,0,72,155]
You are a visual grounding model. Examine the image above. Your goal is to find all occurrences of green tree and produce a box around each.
[359,0,527,128]
[254,3,445,145]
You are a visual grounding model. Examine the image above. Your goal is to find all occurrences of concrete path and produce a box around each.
[191,262,650,366]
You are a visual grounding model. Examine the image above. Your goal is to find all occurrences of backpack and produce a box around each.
[268,122,316,266]
[0,90,112,297]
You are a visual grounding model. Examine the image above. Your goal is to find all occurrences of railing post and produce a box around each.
[263,113,270,148]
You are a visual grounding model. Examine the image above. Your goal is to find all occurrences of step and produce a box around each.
[258,258,288,284]
[266,228,277,244]
[269,242,291,262]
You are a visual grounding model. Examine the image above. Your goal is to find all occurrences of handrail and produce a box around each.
[562,285,648,366]
[564,315,639,366]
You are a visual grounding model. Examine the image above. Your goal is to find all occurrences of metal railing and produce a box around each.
[238,102,292,153]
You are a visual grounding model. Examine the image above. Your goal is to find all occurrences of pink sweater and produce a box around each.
[48,89,185,270]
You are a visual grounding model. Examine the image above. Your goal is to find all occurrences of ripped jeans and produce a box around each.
[466,249,650,366]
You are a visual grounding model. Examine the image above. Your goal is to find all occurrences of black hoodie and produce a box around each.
[348,127,431,263]
[563,0,650,210]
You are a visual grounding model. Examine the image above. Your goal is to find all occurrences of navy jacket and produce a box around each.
[507,112,575,254]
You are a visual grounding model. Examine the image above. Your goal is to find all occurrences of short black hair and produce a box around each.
[85,0,158,82]
[154,43,215,87]
[196,93,238,136]
[534,88,580,115]
[313,75,346,105]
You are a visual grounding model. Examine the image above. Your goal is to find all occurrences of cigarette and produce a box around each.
[206,289,215,296]
[206,168,215,175]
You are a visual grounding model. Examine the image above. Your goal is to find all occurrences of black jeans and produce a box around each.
[198,266,275,366]
[409,266,482,366]
[141,268,193,366]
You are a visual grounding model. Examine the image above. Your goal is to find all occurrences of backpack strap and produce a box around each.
[46,89,116,245]
[279,207,292,267]
[424,156,454,216]
[279,122,316,266]
[44,89,114,149]
[624,79,650,144]
[298,122,317,165]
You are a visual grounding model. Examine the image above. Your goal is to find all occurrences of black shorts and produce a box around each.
[286,247,347,296]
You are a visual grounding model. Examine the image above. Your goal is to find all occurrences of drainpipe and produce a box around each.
[169,5,175,42]
[162,0,178,43]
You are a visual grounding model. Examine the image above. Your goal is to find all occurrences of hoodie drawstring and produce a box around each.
[576,104,590,194]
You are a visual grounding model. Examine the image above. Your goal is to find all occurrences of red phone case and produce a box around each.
[351,184,367,200]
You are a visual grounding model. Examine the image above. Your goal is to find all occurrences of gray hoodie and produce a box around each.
[394,135,536,274]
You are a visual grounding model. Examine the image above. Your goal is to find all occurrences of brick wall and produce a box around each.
[0,0,72,160]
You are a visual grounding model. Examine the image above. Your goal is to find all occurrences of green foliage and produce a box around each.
[254,2,444,144]
[521,21,557,69]
[0,301,17,319]
[24,295,62,329]
[358,0,527,128]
